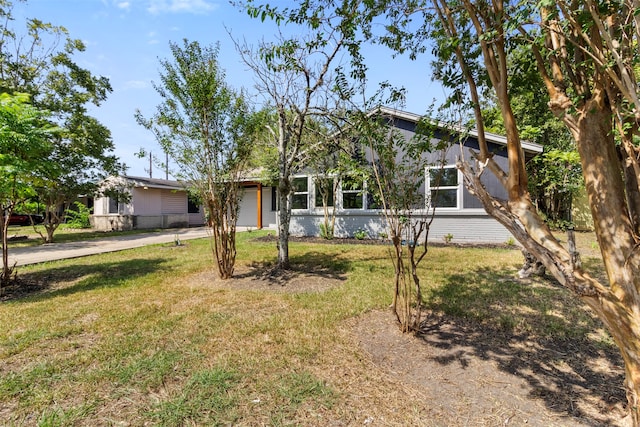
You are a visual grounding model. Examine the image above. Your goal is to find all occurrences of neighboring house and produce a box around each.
[237,107,543,243]
[92,176,205,231]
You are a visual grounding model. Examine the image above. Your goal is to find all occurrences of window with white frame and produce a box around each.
[427,165,460,208]
[341,176,364,209]
[291,177,309,209]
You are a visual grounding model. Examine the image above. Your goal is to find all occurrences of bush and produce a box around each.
[354,228,367,240]
[319,223,334,240]
[65,202,93,228]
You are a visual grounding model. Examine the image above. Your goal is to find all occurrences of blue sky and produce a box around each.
[12,0,443,178]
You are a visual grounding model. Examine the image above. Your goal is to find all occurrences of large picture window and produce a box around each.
[427,165,460,208]
[291,177,308,210]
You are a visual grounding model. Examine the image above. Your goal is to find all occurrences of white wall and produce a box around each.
[238,187,258,227]
[237,186,277,229]
[262,186,277,228]
[131,188,161,215]
[161,190,187,214]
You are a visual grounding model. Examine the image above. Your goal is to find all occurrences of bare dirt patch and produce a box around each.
[352,309,626,427]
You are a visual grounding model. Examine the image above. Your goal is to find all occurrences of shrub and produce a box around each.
[65,202,93,229]
[319,223,334,240]
[354,228,367,240]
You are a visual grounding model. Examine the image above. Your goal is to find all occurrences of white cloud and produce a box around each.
[116,1,131,10]
[147,0,218,15]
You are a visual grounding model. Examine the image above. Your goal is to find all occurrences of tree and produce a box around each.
[351,107,442,332]
[0,0,119,243]
[374,0,640,423]
[136,39,256,279]
[236,0,367,269]
[480,45,582,230]
[0,92,58,287]
[33,114,119,243]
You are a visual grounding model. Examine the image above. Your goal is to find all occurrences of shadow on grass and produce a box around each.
[238,251,351,286]
[1,257,171,303]
[419,267,625,426]
[581,256,608,284]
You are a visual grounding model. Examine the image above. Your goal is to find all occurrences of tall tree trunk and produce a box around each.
[0,211,15,287]
[572,104,640,425]
[619,143,640,236]
[432,0,640,422]
[277,176,291,270]
[1,217,10,286]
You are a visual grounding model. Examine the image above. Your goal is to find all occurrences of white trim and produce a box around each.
[426,164,463,210]
[340,176,365,210]
[291,176,310,212]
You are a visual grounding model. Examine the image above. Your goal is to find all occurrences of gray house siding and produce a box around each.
[288,210,513,243]
[234,108,540,243]
[283,109,540,243]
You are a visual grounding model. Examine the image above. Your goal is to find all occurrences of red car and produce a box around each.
[7,213,44,226]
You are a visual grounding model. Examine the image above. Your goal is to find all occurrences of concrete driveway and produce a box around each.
[8,227,212,267]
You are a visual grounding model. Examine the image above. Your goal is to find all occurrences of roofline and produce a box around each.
[118,175,188,191]
[376,106,543,154]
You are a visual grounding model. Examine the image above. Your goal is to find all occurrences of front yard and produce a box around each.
[0,230,625,426]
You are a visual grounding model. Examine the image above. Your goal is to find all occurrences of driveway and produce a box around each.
[8,227,213,267]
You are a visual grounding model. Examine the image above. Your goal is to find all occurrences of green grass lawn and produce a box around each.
[0,231,614,425]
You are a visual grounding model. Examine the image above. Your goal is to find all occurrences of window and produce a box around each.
[427,165,460,208]
[341,176,364,209]
[314,177,334,208]
[108,197,119,214]
[291,177,308,210]
[188,196,200,213]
